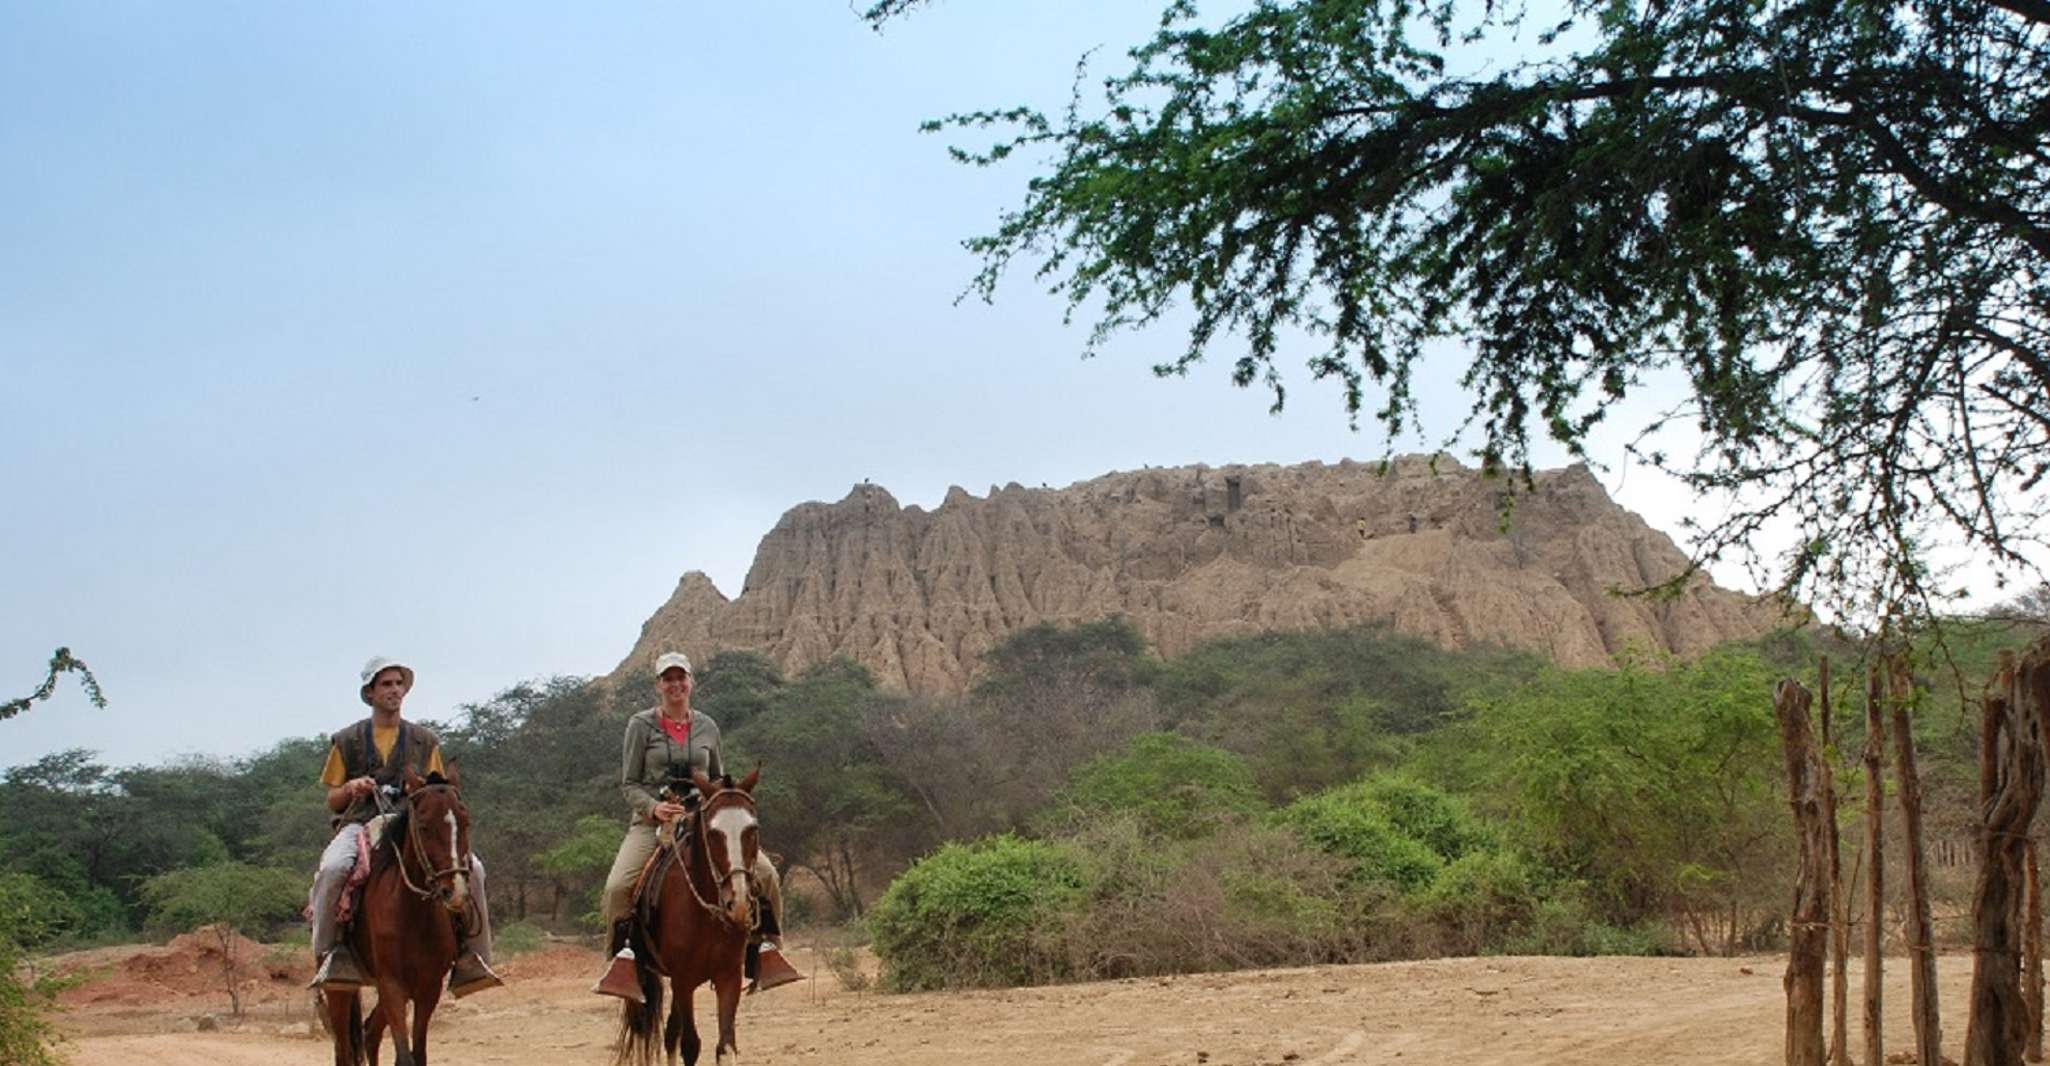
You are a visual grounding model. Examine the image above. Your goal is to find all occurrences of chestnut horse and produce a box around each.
[323,766,475,1066]
[613,769,762,1066]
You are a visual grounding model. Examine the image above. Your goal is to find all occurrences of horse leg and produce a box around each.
[411,983,441,1066]
[713,968,742,1065]
[374,979,415,1066]
[364,998,385,1066]
[676,982,701,1066]
[662,982,685,1066]
[324,989,360,1066]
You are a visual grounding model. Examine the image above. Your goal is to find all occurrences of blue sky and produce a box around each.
[0,2,2007,768]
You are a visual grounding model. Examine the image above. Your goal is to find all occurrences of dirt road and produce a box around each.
[51,939,1981,1065]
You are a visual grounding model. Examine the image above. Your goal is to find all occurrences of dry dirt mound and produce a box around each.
[53,925,311,1009]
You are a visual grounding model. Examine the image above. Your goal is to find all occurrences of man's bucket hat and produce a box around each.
[360,656,415,705]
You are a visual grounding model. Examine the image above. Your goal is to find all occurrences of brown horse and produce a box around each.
[323,766,475,1066]
[613,769,762,1066]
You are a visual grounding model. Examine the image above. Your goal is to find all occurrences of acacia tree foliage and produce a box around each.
[866,0,2050,622]
[3,647,105,720]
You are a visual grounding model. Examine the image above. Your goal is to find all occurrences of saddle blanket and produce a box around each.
[303,816,386,926]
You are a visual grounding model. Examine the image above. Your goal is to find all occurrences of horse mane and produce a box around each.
[368,809,407,879]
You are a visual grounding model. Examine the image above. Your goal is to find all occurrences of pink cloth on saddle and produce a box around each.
[304,825,375,925]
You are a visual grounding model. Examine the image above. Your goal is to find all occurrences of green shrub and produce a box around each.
[1502,889,1664,957]
[867,835,1086,990]
[1046,815,1370,978]
[1414,849,1538,953]
[1351,775,1494,863]
[1041,733,1263,840]
[1272,784,1443,891]
[494,921,545,957]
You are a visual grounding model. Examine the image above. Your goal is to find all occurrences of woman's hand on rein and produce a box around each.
[653,800,687,822]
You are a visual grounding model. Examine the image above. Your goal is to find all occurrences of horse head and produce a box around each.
[690,768,760,926]
[401,764,472,914]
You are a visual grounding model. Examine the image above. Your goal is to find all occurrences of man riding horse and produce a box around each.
[307,656,503,997]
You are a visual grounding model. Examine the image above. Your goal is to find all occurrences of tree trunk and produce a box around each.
[1965,649,2045,1066]
[1895,654,1944,1066]
[1826,657,1854,1066]
[1779,679,1830,1066]
[1867,665,1889,1066]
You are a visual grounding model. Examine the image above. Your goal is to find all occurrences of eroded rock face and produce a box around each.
[610,457,1788,691]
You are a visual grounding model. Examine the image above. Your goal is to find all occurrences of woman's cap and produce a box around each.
[654,651,693,676]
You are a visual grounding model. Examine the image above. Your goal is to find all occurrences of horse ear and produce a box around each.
[692,770,716,797]
[736,767,760,794]
[402,766,424,794]
[442,761,461,789]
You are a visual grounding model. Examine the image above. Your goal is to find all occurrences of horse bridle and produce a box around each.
[378,783,474,907]
[669,785,759,928]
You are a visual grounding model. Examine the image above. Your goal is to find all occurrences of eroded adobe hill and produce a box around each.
[611,456,1785,691]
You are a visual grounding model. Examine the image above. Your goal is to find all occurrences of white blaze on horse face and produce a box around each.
[446,809,469,907]
[708,806,754,909]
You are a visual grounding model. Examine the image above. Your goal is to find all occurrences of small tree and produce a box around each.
[139,863,303,1016]
[535,814,622,927]
[0,873,76,1066]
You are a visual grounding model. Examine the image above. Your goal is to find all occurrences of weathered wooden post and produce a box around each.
[2027,840,2043,1063]
[2027,641,2050,1062]
[1894,652,1944,1066]
[1825,656,1854,1066]
[1782,678,1830,1066]
[1965,650,2044,1066]
[1866,664,1888,1066]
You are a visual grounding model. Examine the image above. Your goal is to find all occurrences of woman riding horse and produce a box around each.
[612,769,767,1066]
[592,650,798,999]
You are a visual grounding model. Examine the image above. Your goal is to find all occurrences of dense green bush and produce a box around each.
[1040,733,1262,840]
[494,920,546,957]
[1502,891,1665,957]
[1271,782,1444,892]
[1043,815,1370,978]
[1348,775,1495,863]
[867,835,1086,990]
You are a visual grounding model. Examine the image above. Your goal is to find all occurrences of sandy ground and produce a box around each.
[43,936,1987,1066]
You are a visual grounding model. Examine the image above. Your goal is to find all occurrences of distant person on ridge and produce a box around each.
[306,656,504,997]
[591,649,800,999]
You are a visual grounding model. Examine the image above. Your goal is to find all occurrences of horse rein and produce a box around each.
[375,784,473,906]
[667,786,759,928]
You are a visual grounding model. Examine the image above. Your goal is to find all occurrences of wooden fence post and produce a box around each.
[1826,655,1854,1066]
[1894,652,1944,1066]
[2026,641,2050,1062]
[1782,678,1830,1066]
[1867,663,1888,1066]
[2026,840,2044,1063]
[1965,650,2044,1066]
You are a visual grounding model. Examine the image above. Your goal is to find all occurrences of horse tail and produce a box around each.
[609,925,664,1066]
